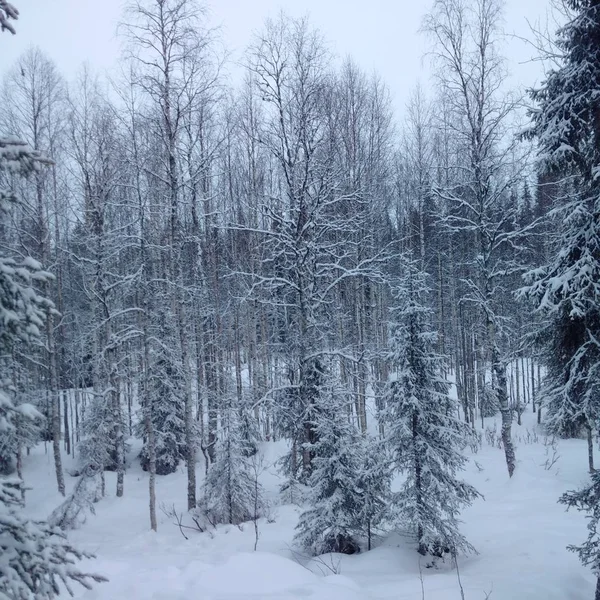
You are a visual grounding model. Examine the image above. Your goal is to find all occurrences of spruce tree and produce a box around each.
[136,350,187,476]
[0,136,105,597]
[294,375,364,556]
[199,398,266,526]
[356,437,392,551]
[560,471,600,600]
[384,261,480,557]
[523,2,600,595]
[522,0,600,457]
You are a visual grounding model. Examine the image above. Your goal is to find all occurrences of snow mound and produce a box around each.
[197,551,367,599]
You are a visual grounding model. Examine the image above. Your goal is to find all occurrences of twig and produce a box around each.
[159,503,203,540]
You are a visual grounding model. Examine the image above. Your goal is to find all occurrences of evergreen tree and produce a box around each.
[384,261,480,557]
[238,394,261,458]
[560,471,600,600]
[136,349,187,476]
[0,136,105,597]
[294,376,364,556]
[198,399,266,526]
[0,397,43,476]
[0,138,54,477]
[523,2,600,594]
[1,479,106,597]
[356,437,392,551]
[522,0,600,456]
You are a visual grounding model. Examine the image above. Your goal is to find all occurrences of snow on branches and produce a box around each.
[0,0,18,35]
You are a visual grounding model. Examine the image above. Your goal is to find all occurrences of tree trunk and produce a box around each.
[63,390,70,455]
[492,346,516,477]
[521,356,529,406]
[143,316,157,531]
[587,424,595,473]
[48,312,65,496]
[114,384,125,498]
[413,411,425,555]
[531,359,536,413]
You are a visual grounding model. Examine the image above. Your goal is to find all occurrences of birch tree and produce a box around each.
[245,14,388,483]
[1,47,67,495]
[121,0,214,509]
[425,0,522,476]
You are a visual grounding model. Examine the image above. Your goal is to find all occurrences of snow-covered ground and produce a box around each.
[22,412,596,599]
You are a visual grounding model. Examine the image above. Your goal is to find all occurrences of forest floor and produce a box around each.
[22,411,596,599]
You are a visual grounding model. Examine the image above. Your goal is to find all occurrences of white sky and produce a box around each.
[1,0,554,119]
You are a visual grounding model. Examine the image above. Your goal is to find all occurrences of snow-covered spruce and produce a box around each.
[136,350,188,476]
[522,1,600,594]
[0,479,106,597]
[0,137,54,479]
[0,395,44,476]
[294,373,368,556]
[197,398,267,526]
[522,0,600,456]
[77,383,129,498]
[0,134,105,596]
[355,436,393,551]
[560,471,600,600]
[384,262,480,557]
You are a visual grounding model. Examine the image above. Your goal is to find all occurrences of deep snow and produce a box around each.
[20,412,597,599]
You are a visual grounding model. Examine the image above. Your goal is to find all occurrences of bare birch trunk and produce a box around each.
[491,337,516,477]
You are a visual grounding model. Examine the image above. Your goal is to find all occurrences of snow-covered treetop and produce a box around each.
[528,2,600,181]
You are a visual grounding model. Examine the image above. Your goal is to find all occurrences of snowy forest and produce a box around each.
[1,0,600,598]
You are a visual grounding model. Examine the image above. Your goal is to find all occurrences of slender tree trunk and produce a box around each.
[515,355,520,409]
[355,288,367,433]
[16,433,24,503]
[63,390,70,455]
[413,411,425,555]
[74,388,80,443]
[143,311,157,530]
[537,363,542,424]
[587,424,595,473]
[491,341,516,477]
[114,390,125,498]
[521,356,528,406]
[48,312,65,496]
[531,359,536,413]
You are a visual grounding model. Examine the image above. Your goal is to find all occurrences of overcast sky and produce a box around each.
[2,0,554,119]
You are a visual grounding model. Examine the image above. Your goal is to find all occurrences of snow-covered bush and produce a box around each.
[48,465,102,531]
